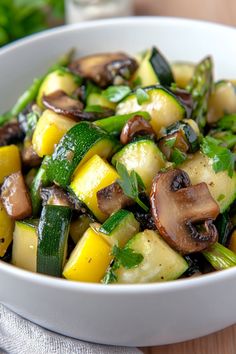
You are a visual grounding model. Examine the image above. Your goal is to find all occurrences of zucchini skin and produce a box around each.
[37,205,72,277]
[46,122,118,188]
[150,47,174,86]
[30,156,50,216]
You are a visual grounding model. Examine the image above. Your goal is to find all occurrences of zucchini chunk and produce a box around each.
[12,220,38,272]
[171,62,195,88]
[99,209,140,247]
[37,205,72,277]
[47,121,119,188]
[70,155,119,222]
[37,68,80,108]
[133,47,174,87]
[180,151,236,212]
[112,139,165,193]
[207,81,236,123]
[0,145,21,184]
[116,86,186,134]
[32,109,76,157]
[0,200,14,257]
[63,226,112,282]
[113,230,188,283]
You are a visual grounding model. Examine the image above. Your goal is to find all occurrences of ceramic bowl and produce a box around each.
[0,17,236,347]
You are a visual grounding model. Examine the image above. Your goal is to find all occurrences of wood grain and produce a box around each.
[140,325,236,354]
[134,1,236,353]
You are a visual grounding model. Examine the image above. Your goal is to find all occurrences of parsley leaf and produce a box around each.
[136,88,149,105]
[171,148,187,165]
[201,136,235,177]
[217,114,236,133]
[102,86,131,103]
[112,245,144,269]
[164,136,176,148]
[116,162,149,212]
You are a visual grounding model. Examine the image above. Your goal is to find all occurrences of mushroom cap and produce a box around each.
[150,168,220,254]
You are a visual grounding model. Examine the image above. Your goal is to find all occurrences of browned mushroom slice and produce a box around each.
[97,182,133,216]
[120,115,155,144]
[150,169,220,254]
[0,122,24,146]
[1,171,32,220]
[21,142,42,167]
[69,52,138,88]
[40,186,72,207]
[170,88,193,118]
[42,90,84,118]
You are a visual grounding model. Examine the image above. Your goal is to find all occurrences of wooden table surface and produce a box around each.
[134,0,236,352]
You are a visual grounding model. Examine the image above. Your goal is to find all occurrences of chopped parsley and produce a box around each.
[102,85,131,102]
[116,162,149,212]
[136,88,149,105]
[201,136,235,177]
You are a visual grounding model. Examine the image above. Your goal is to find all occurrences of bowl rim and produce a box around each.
[1,16,236,294]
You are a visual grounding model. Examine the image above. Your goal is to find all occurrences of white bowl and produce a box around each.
[0,17,236,347]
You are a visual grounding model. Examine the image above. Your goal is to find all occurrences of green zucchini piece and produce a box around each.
[180,151,236,212]
[202,242,236,270]
[12,220,38,272]
[171,61,195,89]
[37,68,81,109]
[99,209,140,247]
[37,205,72,277]
[46,122,119,188]
[30,156,51,217]
[113,230,188,283]
[116,85,186,134]
[112,139,165,193]
[133,47,174,87]
[95,111,150,135]
[207,81,236,124]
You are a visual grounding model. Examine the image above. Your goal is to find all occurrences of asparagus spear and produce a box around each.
[202,242,236,270]
[187,56,213,130]
[0,49,75,127]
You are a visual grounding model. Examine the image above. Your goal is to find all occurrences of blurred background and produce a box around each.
[0,0,235,47]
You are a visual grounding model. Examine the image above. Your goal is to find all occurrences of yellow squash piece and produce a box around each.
[0,201,14,257]
[0,145,21,183]
[32,109,76,157]
[12,221,38,272]
[37,69,79,108]
[70,155,119,222]
[63,227,112,282]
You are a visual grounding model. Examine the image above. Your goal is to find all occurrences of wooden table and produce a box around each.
[134,0,236,352]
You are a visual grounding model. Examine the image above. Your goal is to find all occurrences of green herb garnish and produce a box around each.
[102,86,131,103]
[116,162,149,212]
[136,88,149,105]
[217,194,225,202]
[217,114,236,133]
[171,148,187,165]
[164,136,176,148]
[201,136,235,177]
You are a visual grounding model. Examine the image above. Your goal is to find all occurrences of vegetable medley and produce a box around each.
[0,46,236,284]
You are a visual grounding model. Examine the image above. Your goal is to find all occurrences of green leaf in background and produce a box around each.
[0,0,65,47]
[102,86,131,103]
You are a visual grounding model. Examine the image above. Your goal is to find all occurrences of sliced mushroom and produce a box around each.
[40,186,72,207]
[69,52,138,88]
[21,142,42,167]
[150,169,220,254]
[1,171,32,220]
[0,122,24,146]
[170,88,193,118]
[120,115,155,144]
[42,90,84,118]
[97,182,133,216]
